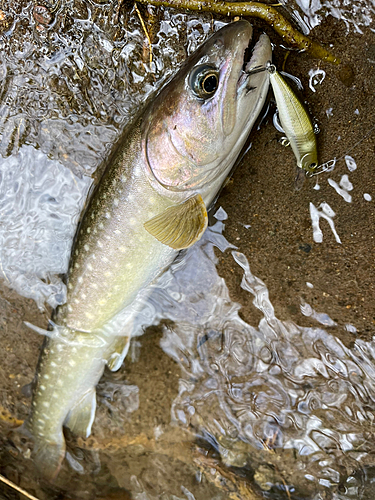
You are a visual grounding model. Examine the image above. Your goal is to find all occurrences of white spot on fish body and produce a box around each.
[75,263,80,269]
[68,283,73,290]
[74,298,80,304]
[87,263,93,271]
[92,283,98,289]
[114,229,121,235]
[42,402,50,408]
[78,277,84,284]
[98,223,104,230]
[40,385,46,390]
[38,419,45,424]
[113,198,119,206]
[121,175,127,183]
[85,312,94,319]
[68,305,73,312]
[51,362,57,367]
[43,374,50,379]
[84,244,90,252]
[364,193,372,201]
[97,241,104,248]
[68,359,77,367]
[105,212,111,219]
[102,256,109,263]
[52,392,59,398]
[87,228,91,233]
[82,293,87,299]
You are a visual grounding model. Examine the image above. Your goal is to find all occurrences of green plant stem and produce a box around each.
[136,0,340,63]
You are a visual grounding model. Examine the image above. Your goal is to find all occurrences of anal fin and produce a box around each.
[144,194,208,250]
[64,389,96,438]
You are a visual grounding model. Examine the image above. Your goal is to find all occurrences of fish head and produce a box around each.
[144,21,271,192]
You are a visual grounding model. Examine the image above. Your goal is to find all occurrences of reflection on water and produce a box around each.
[284,0,375,33]
[138,210,375,499]
[0,145,91,308]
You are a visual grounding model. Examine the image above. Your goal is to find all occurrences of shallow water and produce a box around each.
[0,0,374,499]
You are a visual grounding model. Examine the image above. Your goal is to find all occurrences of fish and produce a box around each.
[266,62,318,174]
[25,20,272,479]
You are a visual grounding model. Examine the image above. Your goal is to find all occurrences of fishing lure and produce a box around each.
[266,62,318,175]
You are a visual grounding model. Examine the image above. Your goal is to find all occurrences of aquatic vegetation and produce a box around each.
[136,0,340,63]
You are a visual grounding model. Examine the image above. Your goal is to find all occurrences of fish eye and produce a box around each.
[189,64,219,99]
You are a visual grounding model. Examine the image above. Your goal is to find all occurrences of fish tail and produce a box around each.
[33,434,66,481]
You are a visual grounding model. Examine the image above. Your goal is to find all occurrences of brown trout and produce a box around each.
[26,20,271,478]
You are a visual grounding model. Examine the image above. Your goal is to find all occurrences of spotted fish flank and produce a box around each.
[26,21,272,479]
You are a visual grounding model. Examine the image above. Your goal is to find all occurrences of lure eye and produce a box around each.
[309,162,317,170]
[189,65,219,99]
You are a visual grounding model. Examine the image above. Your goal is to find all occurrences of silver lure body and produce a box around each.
[27,21,272,478]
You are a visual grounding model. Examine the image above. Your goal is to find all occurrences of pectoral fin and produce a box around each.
[107,335,131,372]
[64,388,96,438]
[144,194,208,250]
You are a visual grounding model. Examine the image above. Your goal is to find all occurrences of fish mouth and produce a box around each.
[237,33,271,94]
